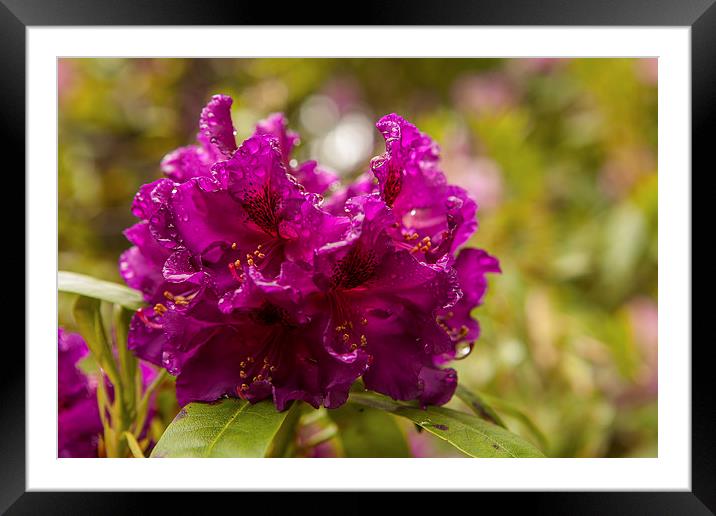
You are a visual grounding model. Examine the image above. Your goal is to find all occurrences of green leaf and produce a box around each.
[114,305,138,420]
[266,400,302,457]
[475,392,549,452]
[59,270,144,310]
[72,296,121,388]
[455,385,507,428]
[349,391,545,458]
[150,399,300,458]
[329,403,410,457]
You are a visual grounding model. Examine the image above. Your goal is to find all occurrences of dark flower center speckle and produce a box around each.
[331,246,378,290]
[251,302,295,328]
[382,162,402,208]
[243,184,280,236]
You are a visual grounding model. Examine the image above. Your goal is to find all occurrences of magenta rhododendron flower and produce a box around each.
[58,328,103,458]
[58,328,158,457]
[121,94,499,411]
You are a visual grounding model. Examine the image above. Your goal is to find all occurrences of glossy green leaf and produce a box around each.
[349,392,544,458]
[329,403,410,457]
[455,385,507,428]
[150,399,299,458]
[476,392,549,452]
[266,401,302,457]
[114,305,138,419]
[72,296,121,388]
[59,271,144,310]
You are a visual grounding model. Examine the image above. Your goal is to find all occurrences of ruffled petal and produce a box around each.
[119,221,172,299]
[156,176,259,254]
[437,247,500,347]
[162,248,203,283]
[199,94,237,156]
[371,113,440,209]
[131,178,175,219]
[128,308,168,366]
[291,160,339,196]
[417,366,458,406]
[160,95,240,182]
[254,112,300,164]
[354,314,424,401]
[323,171,377,215]
[160,144,215,182]
[127,274,209,367]
[219,261,313,317]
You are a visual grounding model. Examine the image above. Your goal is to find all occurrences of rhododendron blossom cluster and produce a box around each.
[120,94,499,411]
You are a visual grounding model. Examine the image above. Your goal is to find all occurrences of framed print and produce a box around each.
[3,0,710,513]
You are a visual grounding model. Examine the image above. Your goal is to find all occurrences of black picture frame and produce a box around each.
[3,0,708,513]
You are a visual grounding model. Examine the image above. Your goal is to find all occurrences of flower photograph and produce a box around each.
[57,58,657,458]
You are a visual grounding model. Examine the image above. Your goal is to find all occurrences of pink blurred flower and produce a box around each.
[635,58,658,86]
[452,73,516,115]
[322,77,363,113]
[408,428,436,457]
[443,155,504,212]
[617,297,658,404]
[510,58,570,75]
[599,147,656,199]
[58,59,76,101]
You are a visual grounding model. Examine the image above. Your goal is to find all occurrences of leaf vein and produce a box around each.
[204,402,249,457]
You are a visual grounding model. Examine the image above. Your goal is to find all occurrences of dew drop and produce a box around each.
[445,196,463,210]
[162,351,180,375]
[454,341,474,360]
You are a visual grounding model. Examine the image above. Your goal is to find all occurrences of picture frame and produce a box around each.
[3,0,708,512]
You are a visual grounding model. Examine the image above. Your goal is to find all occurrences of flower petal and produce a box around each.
[417,366,458,406]
[131,178,175,219]
[160,144,215,182]
[120,221,172,300]
[291,160,339,196]
[199,94,237,156]
[255,112,300,164]
[437,247,500,348]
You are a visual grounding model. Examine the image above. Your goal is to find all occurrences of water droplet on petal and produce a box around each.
[454,341,474,360]
[162,351,180,375]
[446,196,463,211]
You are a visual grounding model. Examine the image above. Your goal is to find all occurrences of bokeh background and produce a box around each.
[58,58,658,458]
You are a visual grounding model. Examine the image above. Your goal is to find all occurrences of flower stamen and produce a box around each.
[137,308,163,330]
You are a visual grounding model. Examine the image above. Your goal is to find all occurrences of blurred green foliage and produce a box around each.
[58,58,657,458]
